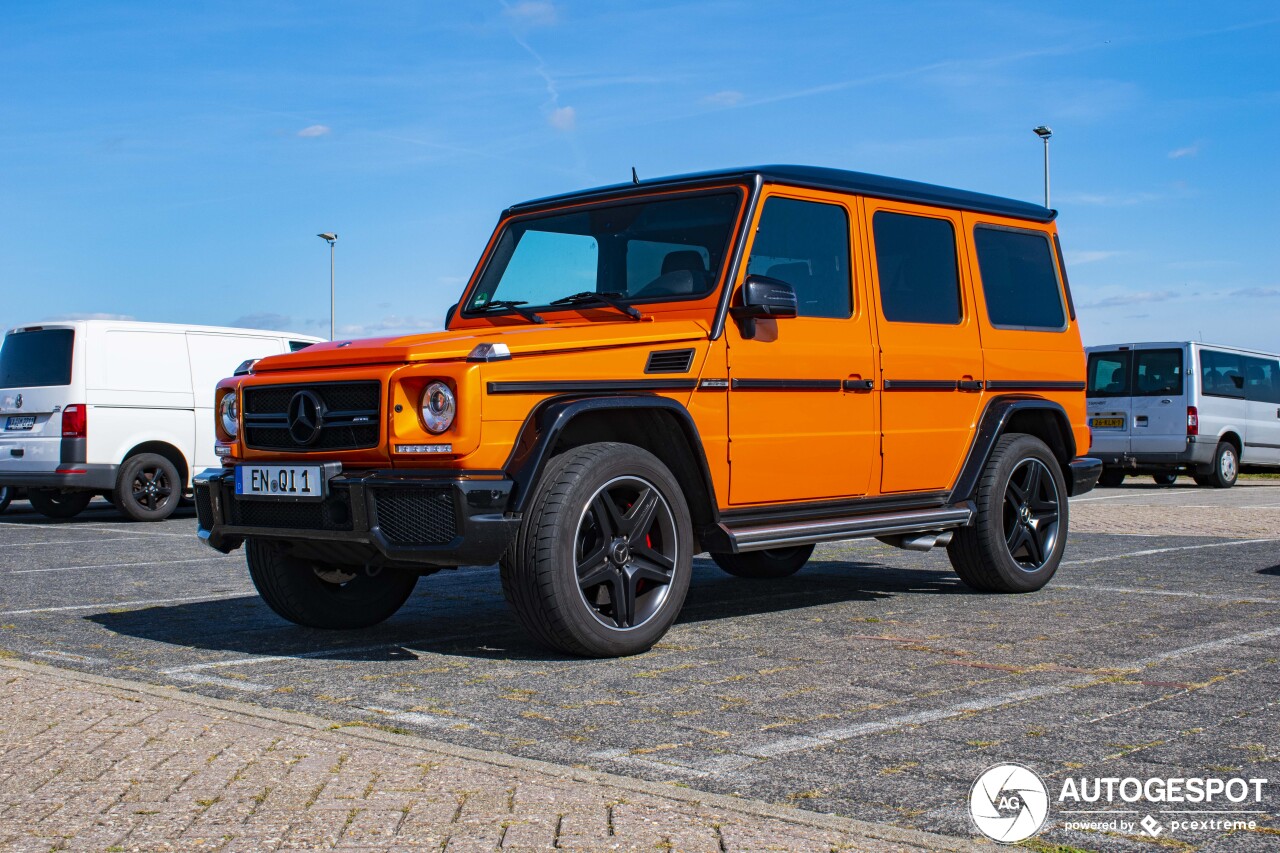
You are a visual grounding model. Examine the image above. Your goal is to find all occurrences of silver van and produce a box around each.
[1085,342,1280,488]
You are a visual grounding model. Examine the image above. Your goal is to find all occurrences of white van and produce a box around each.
[1085,341,1280,488]
[0,320,322,520]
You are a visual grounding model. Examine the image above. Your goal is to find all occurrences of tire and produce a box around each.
[28,489,92,519]
[246,538,418,629]
[711,545,814,579]
[0,486,11,514]
[1097,468,1126,488]
[1200,442,1239,489]
[1152,472,1179,486]
[112,453,182,521]
[948,434,1068,593]
[500,442,693,658]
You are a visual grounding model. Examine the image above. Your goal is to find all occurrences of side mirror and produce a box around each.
[730,275,797,338]
[444,302,459,329]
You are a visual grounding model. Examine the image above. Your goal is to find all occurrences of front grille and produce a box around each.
[243,381,381,452]
[194,483,214,529]
[372,488,457,546]
[228,486,355,532]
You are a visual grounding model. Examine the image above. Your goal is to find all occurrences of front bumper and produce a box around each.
[1068,457,1103,496]
[193,467,520,568]
[0,463,118,491]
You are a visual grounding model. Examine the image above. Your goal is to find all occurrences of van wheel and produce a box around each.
[1097,468,1125,487]
[500,442,693,658]
[245,538,418,629]
[712,545,814,579]
[948,434,1067,593]
[1200,442,1238,489]
[1152,472,1179,486]
[28,489,92,519]
[0,486,11,514]
[113,453,182,521]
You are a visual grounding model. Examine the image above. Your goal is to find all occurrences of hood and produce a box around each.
[251,319,710,372]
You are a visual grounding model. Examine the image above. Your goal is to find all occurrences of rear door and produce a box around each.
[1086,348,1132,456]
[1129,346,1187,454]
[1243,354,1280,465]
[0,326,77,476]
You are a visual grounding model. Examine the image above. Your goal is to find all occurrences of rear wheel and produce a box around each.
[0,486,11,514]
[948,434,1067,593]
[1198,442,1238,489]
[112,453,182,521]
[711,545,814,579]
[1152,472,1179,486]
[1097,468,1126,488]
[501,442,692,658]
[28,489,92,519]
[246,538,419,629]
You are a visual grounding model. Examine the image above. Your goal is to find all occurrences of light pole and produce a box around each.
[1033,126,1052,208]
[317,233,337,340]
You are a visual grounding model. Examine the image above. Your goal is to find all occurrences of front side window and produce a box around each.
[1087,351,1131,397]
[465,191,741,313]
[873,211,962,324]
[745,197,851,319]
[0,329,75,388]
[974,226,1066,330]
[1200,349,1245,398]
[1244,355,1280,404]
[1134,349,1184,397]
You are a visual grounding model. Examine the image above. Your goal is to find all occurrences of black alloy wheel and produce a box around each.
[1001,457,1061,572]
[113,453,182,521]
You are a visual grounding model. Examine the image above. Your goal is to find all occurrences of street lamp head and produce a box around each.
[317,232,337,242]
[1033,125,1053,140]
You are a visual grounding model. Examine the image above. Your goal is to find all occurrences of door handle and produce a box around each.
[1136,415,1148,426]
[844,377,874,391]
[957,379,984,392]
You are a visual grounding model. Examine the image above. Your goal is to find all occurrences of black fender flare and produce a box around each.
[503,394,720,516]
[948,396,1078,503]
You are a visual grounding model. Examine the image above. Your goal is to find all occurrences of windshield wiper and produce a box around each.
[549,291,642,321]
[473,300,546,324]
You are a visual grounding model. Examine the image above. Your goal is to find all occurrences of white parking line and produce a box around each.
[1053,584,1280,604]
[158,631,493,675]
[0,592,251,616]
[169,672,273,692]
[1063,537,1280,566]
[0,535,159,549]
[0,520,192,538]
[8,556,230,575]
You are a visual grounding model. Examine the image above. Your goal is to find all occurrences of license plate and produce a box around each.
[235,464,327,500]
[4,416,35,431]
[1091,417,1125,429]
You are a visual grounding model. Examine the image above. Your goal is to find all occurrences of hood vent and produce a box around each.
[645,348,696,374]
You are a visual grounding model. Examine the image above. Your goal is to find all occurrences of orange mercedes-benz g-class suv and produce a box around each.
[195,165,1101,657]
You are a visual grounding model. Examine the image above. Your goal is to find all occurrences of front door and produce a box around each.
[726,191,878,505]
[863,200,985,493]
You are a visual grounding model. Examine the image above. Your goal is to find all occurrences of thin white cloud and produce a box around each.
[503,0,558,26]
[297,124,331,138]
[336,315,443,338]
[1168,143,1200,159]
[703,90,745,107]
[500,0,576,133]
[1065,250,1122,265]
[548,105,576,131]
[231,312,296,331]
[1057,190,1168,207]
[1230,287,1280,298]
[1080,290,1178,309]
[44,312,136,321]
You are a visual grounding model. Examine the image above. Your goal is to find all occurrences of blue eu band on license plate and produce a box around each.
[235,464,326,500]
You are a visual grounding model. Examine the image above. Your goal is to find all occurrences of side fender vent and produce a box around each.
[645,348,696,374]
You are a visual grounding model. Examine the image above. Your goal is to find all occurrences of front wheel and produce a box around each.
[28,489,92,519]
[711,545,814,579]
[501,442,693,658]
[948,434,1068,593]
[246,538,419,629]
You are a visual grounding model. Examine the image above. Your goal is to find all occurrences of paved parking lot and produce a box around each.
[1,479,1278,850]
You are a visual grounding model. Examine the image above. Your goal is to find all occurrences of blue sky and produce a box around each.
[2,2,1278,348]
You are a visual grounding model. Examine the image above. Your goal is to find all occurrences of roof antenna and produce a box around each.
[631,166,640,185]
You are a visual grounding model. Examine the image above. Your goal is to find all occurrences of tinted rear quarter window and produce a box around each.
[974,226,1066,330]
[1243,355,1280,404]
[746,198,852,319]
[0,329,75,388]
[872,212,962,324]
[1133,349,1184,396]
[1087,351,1131,397]
[1199,349,1245,399]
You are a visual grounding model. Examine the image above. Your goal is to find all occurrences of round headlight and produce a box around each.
[421,381,456,434]
[219,393,239,438]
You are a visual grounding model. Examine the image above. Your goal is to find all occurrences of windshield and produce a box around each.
[0,329,75,388]
[466,190,742,313]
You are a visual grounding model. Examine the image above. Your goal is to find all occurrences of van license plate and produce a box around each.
[4,416,35,431]
[1091,417,1124,429]
[235,465,327,500]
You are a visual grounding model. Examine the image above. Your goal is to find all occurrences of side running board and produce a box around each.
[716,504,974,554]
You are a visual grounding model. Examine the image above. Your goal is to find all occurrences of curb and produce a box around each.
[0,657,983,851]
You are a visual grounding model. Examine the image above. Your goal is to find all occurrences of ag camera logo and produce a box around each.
[969,763,1050,842]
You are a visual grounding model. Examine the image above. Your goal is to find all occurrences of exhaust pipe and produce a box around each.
[876,530,955,552]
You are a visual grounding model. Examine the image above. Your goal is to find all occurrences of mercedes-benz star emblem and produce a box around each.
[287,390,325,446]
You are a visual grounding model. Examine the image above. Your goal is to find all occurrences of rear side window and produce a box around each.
[1134,349,1184,396]
[873,212,961,324]
[1244,355,1280,404]
[974,226,1066,330]
[1200,349,1245,399]
[1087,351,1130,397]
[746,198,852,319]
[0,329,74,388]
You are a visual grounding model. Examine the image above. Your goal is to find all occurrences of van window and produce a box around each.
[1087,351,1130,397]
[1244,355,1280,404]
[872,212,961,324]
[974,226,1066,330]
[1133,349,1183,397]
[0,329,74,388]
[289,340,314,352]
[746,198,851,318]
[1199,349,1245,399]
